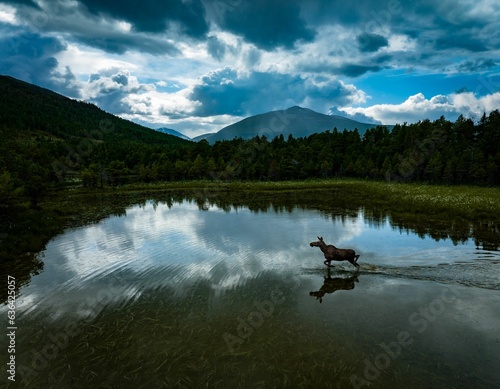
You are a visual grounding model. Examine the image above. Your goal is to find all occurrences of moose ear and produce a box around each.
[317,236,321,240]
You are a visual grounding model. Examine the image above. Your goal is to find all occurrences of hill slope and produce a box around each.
[0,75,193,205]
[0,75,190,147]
[197,106,386,143]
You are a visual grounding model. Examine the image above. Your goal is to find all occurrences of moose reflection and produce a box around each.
[310,236,360,268]
[310,268,359,303]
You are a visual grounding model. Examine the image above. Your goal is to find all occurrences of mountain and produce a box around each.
[197,106,387,143]
[154,127,191,141]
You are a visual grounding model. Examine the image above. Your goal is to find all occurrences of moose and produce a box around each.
[310,236,360,268]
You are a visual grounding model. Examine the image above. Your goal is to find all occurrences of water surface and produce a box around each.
[2,195,500,388]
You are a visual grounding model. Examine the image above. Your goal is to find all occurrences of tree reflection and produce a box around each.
[2,188,498,304]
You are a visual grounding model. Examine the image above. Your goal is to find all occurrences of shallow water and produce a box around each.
[2,196,500,388]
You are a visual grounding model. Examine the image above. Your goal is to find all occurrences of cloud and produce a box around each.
[83,68,155,113]
[457,58,497,73]
[357,32,389,52]
[72,31,181,56]
[0,25,81,96]
[1,0,499,134]
[0,0,40,9]
[79,0,209,37]
[329,106,382,124]
[189,67,366,117]
[206,35,226,61]
[216,0,315,50]
[336,64,384,77]
[339,92,500,124]
[7,0,182,55]
[434,34,488,52]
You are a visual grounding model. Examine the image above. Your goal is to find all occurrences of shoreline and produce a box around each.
[1,178,499,265]
[63,178,500,218]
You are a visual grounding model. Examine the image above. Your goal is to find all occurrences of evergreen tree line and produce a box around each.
[1,110,499,209]
[80,111,500,187]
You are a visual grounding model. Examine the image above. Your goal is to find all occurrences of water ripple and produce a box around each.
[302,260,500,290]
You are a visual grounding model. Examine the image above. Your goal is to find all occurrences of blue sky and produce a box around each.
[0,0,499,137]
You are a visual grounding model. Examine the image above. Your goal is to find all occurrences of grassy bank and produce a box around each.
[72,178,500,219]
[2,178,500,262]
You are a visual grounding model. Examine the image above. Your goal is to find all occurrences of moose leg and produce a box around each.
[324,259,331,267]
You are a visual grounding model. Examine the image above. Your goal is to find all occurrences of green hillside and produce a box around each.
[0,75,194,206]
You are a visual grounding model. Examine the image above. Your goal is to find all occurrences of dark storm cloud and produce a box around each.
[434,35,488,52]
[189,67,250,116]
[457,58,497,73]
[1,0,182,56]
[0,25,80,97]
[189,67,362,117]
[337,64,383,77]
[357,33,389,52]
[79,0,208,37]
[299,59,385,78]
[301,0,497,69]
[300,0,404,27]
[0,0,40,9]
[216,0,315,50]
[72,33,181,56]
[4,0,497,68]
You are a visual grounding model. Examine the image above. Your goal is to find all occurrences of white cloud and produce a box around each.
[57,44,140,76]
[386,34,417,52]
[0,4,17,25]
[451,91,500,114]
[339,92,500,124]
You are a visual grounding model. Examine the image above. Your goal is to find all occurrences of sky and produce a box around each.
[0,0,499,138]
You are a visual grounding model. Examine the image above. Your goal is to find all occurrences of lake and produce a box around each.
[2,190,500,388]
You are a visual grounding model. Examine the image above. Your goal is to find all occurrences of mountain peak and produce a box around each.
[199,106,386,143]
[286,105,310,113]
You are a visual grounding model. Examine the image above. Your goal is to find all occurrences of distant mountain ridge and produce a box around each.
[154,127,191,141]
[192,106,388,143]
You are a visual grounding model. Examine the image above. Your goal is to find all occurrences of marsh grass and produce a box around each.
[49,179,500,220]
[14,289,367,389]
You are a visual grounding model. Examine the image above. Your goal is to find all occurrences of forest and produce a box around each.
[0,75,499,210]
